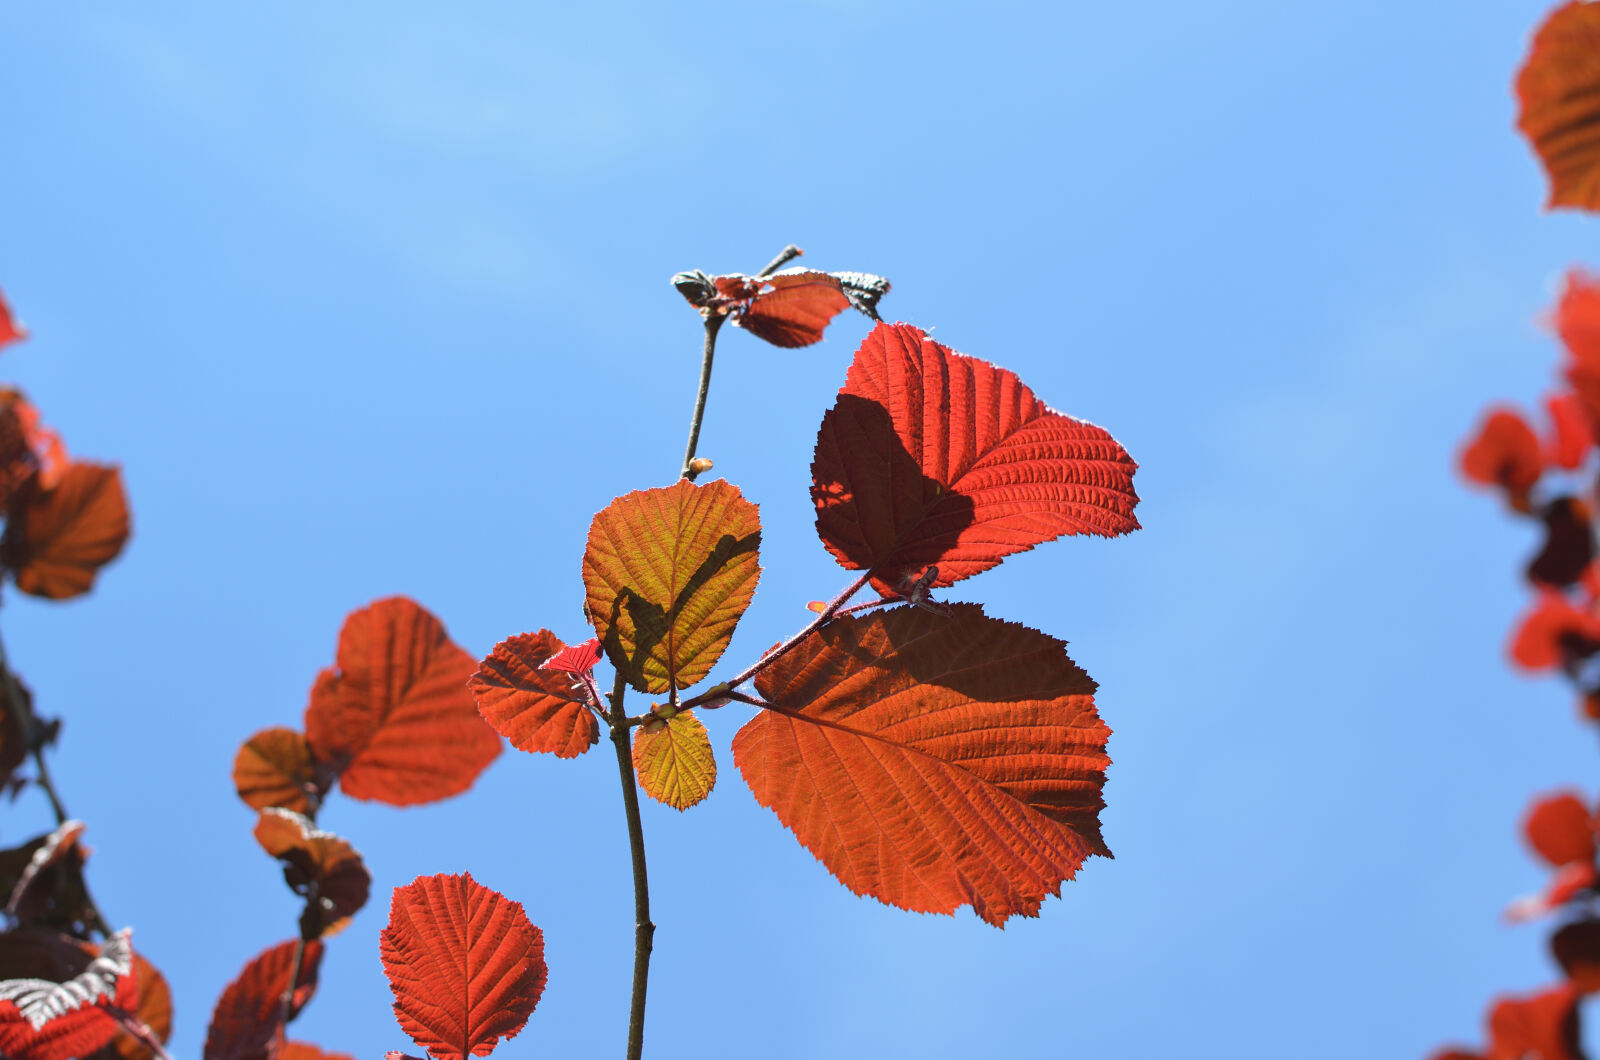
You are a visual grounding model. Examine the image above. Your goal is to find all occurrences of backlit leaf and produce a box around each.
[233,728,321,814]
[101,952,173,1060]
[735,604,1110,925]
[1517,1,1600,211]
[632,712,716,810]
[1459,408,1544,498]
[303,598,501,806]
[380,873,546,1060]
[1,463,130,600]
[1525,791,1597,868]
[737,270,851,348]
[812,322,1139,594]
[203,939,323,1060]
[584,480,761,694]
[1488,984,1586,1060]
[540,637,601,676]
[0,289,25,352]
[468,631,599,758]
[0,390,63,514]
[253,809,372,939]
[1546,392,1595,468]
[0,928,136,1060]
[1508,595,1600,671]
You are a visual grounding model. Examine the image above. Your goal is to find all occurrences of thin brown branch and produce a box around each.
[607,669,653,1060]
[679,314,726,481]
[755,244,803,278]
[103,1004,174,1060]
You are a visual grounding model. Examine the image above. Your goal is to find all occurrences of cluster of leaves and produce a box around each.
[1429,6,1600,1056]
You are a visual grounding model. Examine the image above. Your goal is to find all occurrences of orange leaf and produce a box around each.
[0,928,137,1060]
[1487,983,1586,1060]
[253,809,372,939]
[380,873,546,1060]
[812,322,1139,594]
[632,711,716,810]
[737,270,852,348]
[1459,408,1544,498]
[1546,392,1595,468]
[1,462,130,600]
[0,289,24,352]
[303,598,500,806]
[107,952,173,1060]
[233,728,322,814]
[1517,1,1600,211]
[468,631,599,758]
[583,480,761,694]
[203,939,323,1060]
[735,604,1110,925]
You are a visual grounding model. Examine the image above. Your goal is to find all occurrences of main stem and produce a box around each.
[679,314,725,481]
[608,670,652,1060]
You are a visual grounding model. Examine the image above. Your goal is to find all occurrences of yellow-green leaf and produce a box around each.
[583,479,760,693]
[632,712,716,810]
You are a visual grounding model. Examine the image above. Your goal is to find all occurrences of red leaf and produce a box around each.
[0,289,26,352]
[203,939,323,1060]
[380,873,546,1060]
[736,604,1110,926]
[737,270,851,348]
[233,728,323,814]
[253,809,372,939]
[107,952,172,1060]
[1517,1,1600,211]
[1459,408,1544,498]
[1508,594,1600,671]
[279,1045,354,1060]
[0,928,137,1060]
[1525,791,1598,868]
[1546,392,1595,468]
[812,322,1139,593]
[303,598,501,806]
[0,390,63,514]
[1558,269,1600,366]
[1,462,130,600]
[540,637,601,676]
[469,631,600,758]
[1487,983,1586,1060]
[1507,861,1598,922]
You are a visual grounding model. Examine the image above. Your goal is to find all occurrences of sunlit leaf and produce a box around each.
[1546,392,1595,468]
[203,939,323,1060]
[0,928,136,1060]
[1488,983,1586,1060]
[737,270,851,348]
[584,480,761,694]
[1517,0,1600,211]
[233,728,322,814]
[735,604,1110,926]
[633,712,716,810]
[0,289,26,352]
[469,631,599,758]
[253,809,372,940]
[812,322,1139,594]
[1,463,130,600]
[1459,408,1544,500]
[1526,791,1597,868]
[1508,594,1600,671]
[303,598,501,806]
[380,873,546,1060]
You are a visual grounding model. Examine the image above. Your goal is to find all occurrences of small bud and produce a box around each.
[671,269,719,308]
[699,682,733,710]
[805,600,827,613]
[688,457,714,475]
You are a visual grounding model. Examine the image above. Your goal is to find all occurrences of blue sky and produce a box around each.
[1,2,1595,1056]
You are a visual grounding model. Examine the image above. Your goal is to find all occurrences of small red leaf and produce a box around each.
[1517,1,1600,211]
[1546,392,1595,468]
[253,809,372,939]
[812,322,1139,593]
[469,631,600,758]
[1525,791,1598,868]
[0,289,26,352]
[540,637,601,676]
[1508,595,1600,671]
[1459,408,1544,498]
[380,873,546,1060]
[736,604,1110,925]
[737,270,851,348]
[1487,983,1587,1060]
[303,598,501,806]
[203,939,323,1060]
[1,463,131,601]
